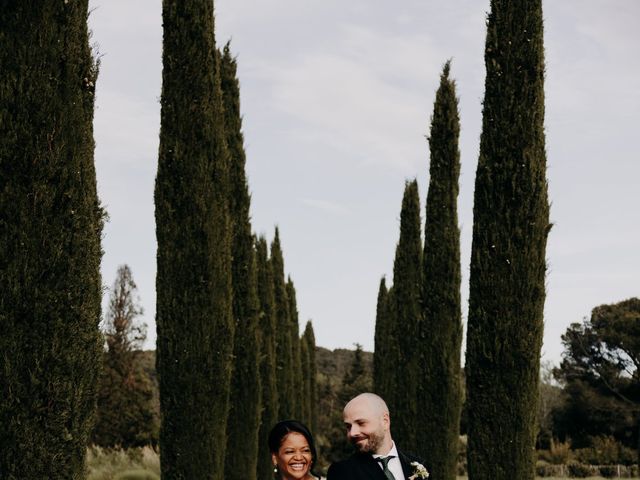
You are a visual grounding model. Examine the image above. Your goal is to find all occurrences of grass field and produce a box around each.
[86,446,159,480]
[85,448,638,480]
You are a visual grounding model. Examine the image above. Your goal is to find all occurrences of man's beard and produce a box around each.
[352,428,385,454]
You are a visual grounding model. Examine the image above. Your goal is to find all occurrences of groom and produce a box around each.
[327,393,427,480]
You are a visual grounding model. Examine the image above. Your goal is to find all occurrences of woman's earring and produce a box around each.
[273,464,278,473]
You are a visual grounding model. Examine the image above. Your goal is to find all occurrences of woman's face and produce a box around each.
[271,431,313,479]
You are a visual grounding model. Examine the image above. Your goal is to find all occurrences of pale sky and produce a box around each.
[88,0,640,365]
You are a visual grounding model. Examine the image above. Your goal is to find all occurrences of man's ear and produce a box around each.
[382,412,391,430]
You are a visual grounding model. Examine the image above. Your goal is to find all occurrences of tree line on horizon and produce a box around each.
[1,1,317,479]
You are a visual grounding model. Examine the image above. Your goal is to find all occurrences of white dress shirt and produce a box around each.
[373,442,404,480]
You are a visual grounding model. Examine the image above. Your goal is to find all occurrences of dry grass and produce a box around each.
[86,445,160,480]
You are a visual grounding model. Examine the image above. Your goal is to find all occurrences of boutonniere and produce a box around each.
[408,461,429,479]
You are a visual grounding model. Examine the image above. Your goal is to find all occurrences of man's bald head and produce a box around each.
[342,393,393,455]
[344,393,389,417]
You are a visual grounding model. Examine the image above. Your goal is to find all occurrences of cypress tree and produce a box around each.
[155,0,234,477]
[373,277,389,398]
[300,336,311,424]
[417,61,463,480]
[271,229,294,419]
[302,320,318,432]
[0,3,103,477]
[255,236,279,480]
[389,180,422,452]
[465,1,549,479]
[287,277,303,419]
[220,43,261,480]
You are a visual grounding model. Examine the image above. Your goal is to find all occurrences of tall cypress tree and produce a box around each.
[155,1,233,478]
[271,229,294,419]
[220,43,261,480]
[0,3,103,477]
[255,236,279,480]
[465,1,549,479]
[417,61,463,480]
[373,277,389,398]
[389,180,422,452]
[302,320,318,432]
[287,277,303,419]
[300,336,311,425]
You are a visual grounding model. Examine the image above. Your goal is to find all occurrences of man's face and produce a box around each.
[343,398,389,454]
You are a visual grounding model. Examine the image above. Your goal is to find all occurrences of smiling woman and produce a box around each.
[269,420,320,480]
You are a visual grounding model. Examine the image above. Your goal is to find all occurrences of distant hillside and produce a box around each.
[316,346,373,384]
[135,345,372,421]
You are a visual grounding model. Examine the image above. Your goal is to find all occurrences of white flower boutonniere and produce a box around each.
[408,461,429,479]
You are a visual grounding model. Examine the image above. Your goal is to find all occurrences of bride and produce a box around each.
[269,420,320,480]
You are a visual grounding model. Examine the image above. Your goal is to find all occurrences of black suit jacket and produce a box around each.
[326,449,423,480]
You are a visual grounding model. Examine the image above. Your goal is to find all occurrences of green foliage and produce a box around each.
[93,266,157,448]
[373,278,390,397]
[0,2,103,478]
[220,43,261,480]
[324,345,373,466]
[287,278,304,419]
[418,60,463,480]
[465,0,549,479]
[573,436,636,466]
[302,321,318,433]
[566,461,594,478]
[155,0,233,478]
[255,236,279,480]
[389,180,423,451]
[315,347,373,471]
[271,229,295,419]
[553,299,640,452]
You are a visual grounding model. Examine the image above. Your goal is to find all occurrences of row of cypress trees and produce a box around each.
[374,62,463,480]
[0,0,317,477]
[375,1,549,480]
[155,2,317,479]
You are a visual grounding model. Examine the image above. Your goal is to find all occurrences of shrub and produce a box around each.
[566,461,593,478]
[547,438,572,464]
[599,465,619,478]
[574,435,636,465]
[457,435,468,476]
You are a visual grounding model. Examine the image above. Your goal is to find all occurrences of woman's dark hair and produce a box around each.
[268,420,317,464]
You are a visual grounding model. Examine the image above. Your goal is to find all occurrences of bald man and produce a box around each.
[326,393,427,480]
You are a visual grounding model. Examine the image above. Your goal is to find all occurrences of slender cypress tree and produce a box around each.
[302,320,318,432]
[287,277,304,419]
[0,3,103,477]
[255,236,279,480]
[373,277,389,398]
[389,180,422,452]
[271,229,295,419]
[300,336,311,424]
[466,1,549,479]
[155,0,233,477]
[220,43,261,480]
[417,61,463,480]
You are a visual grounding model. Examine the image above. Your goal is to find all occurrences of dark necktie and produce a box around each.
[376,455,397,480]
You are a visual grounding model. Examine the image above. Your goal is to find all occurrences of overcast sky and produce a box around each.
[88,0,640,365]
